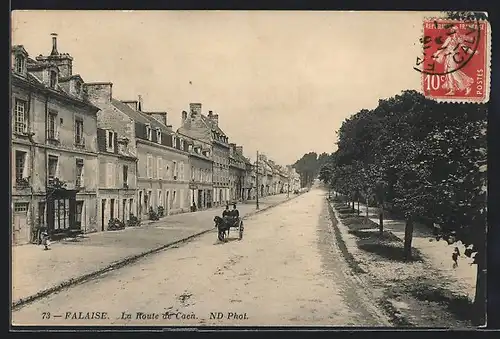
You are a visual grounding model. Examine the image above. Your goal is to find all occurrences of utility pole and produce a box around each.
[256,151,260,210]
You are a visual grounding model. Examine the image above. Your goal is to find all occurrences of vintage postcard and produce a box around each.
[10,10,489,329]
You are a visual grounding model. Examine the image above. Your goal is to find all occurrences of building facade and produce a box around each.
[177,103,231,207]
[229,143,246,201]
[11,36,100,245]
[181,134,213,210]
[96,127,137,231]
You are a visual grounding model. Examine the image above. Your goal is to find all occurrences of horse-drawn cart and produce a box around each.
[214,216,244,242]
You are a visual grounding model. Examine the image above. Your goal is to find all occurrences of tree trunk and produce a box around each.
[473,253,486,326]
[378,203,384,234]
[403,217,414,261]
[352,200,355,211]
[357,200,360,216]
[365,196,369,220]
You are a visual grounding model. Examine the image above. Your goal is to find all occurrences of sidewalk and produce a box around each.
[354,203,477,301]
[12,193,295,306]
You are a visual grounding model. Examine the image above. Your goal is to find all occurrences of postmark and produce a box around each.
[414,17,491,103]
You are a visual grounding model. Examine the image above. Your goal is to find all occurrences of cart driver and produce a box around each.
[231,203,240,219]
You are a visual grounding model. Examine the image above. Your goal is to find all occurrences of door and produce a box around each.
[165,191,170,215]
[13,202,29,245]
[122,199,127,222]
[101,199,106,231]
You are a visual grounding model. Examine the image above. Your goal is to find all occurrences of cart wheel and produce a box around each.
[239,222,244,240]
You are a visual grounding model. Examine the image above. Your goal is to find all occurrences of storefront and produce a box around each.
[45,187,79,237]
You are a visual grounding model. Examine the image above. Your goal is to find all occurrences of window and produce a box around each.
[15,55,25,74]
[75,158,84,187]
[14,99,27,134]
[48,111,58,140]
[156,129,162,144]
[75,81,82,95]
[172,135,177,147]
[106,130,115,152]
[48,155,58,183]
[15,150,28,183]
[75,201,84,228]
[147,154,153,178]
[179,161,184,180]
[123,165,129,187]
[191,166,195,180]
[157,157,162,179]
[188,144,193,152]
[180,139,184,149]
[49,70,58,88]
[75,119,84,145]
[146,125,152,141]
[14,202,29,213]
[107,162,114,187]
[173,161,178,180]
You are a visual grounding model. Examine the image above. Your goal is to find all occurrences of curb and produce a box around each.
[12,193,303,311]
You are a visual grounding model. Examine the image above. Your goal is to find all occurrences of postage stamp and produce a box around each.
[415,18,491,103]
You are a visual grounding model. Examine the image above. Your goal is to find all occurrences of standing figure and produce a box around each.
[41,231,51,250]
[432,25,478,96]
[452,247,460,268]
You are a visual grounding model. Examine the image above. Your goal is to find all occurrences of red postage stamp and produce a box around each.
[415,18,490,103]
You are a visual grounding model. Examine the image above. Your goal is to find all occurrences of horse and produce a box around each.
[214,216,231,241]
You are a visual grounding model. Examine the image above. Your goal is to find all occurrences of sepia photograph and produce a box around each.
[10,10,489,328]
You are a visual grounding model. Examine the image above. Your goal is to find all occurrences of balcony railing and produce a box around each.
[75,135,85,147]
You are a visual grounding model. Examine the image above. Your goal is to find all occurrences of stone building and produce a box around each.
[86,85,190,219]
[11,36,100,245]
[178,134,213,210]
[177,103,230,207]
[229,143,246,201]
[96,127,137,231]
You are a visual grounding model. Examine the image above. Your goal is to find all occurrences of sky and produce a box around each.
[11,11,441,165]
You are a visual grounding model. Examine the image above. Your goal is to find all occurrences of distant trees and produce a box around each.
[293,152,330,187]
[319,90,487,324]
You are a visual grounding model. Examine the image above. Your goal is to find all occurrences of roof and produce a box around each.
[200,114,227,137]
[111,99,171,133]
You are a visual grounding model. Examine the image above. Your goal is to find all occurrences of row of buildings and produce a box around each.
[11,34,301,245]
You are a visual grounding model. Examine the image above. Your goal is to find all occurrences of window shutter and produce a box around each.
[55,158,60,179]
[158,157,163,179]
[107,163,112,187]
[22,153,29,179]
[81,165,85,187]
[97,128,107,152]
[114,132,118,153]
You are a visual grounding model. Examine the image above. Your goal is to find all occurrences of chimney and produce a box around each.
[208,110,213,117]
[138,95,143,111]
[85,82,113,105]
[236,146,243,155]
[212,114,219,126]
[189,103,202,116]
[229,143,236,153]
[182,110,188,123]
[50,33,59,56]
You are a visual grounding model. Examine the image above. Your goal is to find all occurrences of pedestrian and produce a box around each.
[452,247,460,268]
[231,203,240,218]
[41,231,51,250]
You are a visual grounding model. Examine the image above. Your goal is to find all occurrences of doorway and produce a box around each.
[101,199,106,231]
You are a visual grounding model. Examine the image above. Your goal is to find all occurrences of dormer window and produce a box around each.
[15,55,26,74]
[145,124,152,141]
[196,147,201,154]
[75,81,82,95]
[180,139,184,149]
[49,70,58,88]
[156,128,162,144]
[106,130,115,152]
[188,144,193,152]
[172,135,177,147]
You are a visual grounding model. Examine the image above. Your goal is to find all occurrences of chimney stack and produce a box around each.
[182,110,188,123]
[85,82,113,104]
[189,103,202,116]
[212,114,219,126]
[138,95,143,111]
[50,33,59,56]
[236,146,243,155]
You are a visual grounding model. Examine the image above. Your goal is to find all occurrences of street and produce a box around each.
[12,188,389,327]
